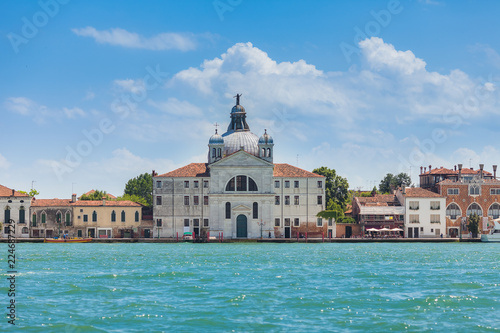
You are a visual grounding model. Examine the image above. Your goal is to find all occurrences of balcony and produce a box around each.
[430,207,440,210]
[409,206,419,210]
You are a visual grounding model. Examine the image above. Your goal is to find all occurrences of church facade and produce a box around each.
[152,96,326,239]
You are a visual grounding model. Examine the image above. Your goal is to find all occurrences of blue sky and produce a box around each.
[2,0,500,198]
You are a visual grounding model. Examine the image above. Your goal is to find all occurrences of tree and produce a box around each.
[116,194,148,206]
[124,173,152,207]
[19,189,40,197]
[378,172,412,194]
[312,166,350,209]
[80,190,112,201]
[467,213,480,238]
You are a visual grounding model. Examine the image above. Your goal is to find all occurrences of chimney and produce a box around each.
[454,165,457,171]
[71,193,77,203]
[11,189,15,196]
[494,165,497,179]
[458,164,462,182]
[479,164,484,179]
[102,198,106,206]
[424,167,427,173]
[402,186,406,195]
[420,166,423,174]
[429,165,432,172]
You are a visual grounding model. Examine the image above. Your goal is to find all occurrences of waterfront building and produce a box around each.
[419,164,495,193]
[396,187,446,238]
[153,96,326,239]
[30,194,148,238]
[352,194,404,235]
[1,184,31,238]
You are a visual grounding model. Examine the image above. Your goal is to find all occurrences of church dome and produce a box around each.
[222,131,260,156]
[209,130,224,144]
[258,129,273,144]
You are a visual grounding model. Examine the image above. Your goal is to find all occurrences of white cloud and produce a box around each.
[148,97,202,116]
[72,27,197,51]
[0,153,10,169]
[113,79,146,95]
[63,107,86,118]
[5,97,39,115]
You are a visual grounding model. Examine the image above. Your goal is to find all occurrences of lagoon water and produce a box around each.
[5,243,500,332]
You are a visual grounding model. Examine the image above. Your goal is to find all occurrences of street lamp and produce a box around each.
[257,219,265,239]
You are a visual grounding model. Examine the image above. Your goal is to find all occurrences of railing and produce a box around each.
[409,206,419,210]
[430,206,440,210]
[430,221,441,224]
[409,220,419,224]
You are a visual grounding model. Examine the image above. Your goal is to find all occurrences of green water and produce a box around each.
[2,243,499,332]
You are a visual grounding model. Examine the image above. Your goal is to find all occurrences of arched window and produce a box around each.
[56,212,62,223]
[32,213,37,227]
[446,203,461,219]
[121,210,126,222]
[225,202,231,219]
[225,176,258,192]
[4,206,11,223]
[135,211,139,222]
[261,148,265,157]
[212,148,216,158]
[466,203,482,217]
[488,203,500,219]
[253,202,258,219]
[19,206,25,223]
[111,210,116,222]
[41,212,46,224]
[217,148,221,157]
[92,211,97,222]
[65,212,71,226]
[267,148,271,157]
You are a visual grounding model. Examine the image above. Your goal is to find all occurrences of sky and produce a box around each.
[2,0,500,199]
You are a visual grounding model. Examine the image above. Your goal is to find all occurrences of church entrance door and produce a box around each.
[236,215,247,238]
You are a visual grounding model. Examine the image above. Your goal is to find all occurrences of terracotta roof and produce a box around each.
[157,163,210,178]
[0,184,30,197]
[31,198,141,207]
[273,164,324,178]
[423,167,492,176]
[31,198,73,207]
[404,187,442,198]
[78,190,116,199]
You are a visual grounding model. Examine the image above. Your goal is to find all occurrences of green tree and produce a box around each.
[116,194,148,206]
[124,173,152,207]
[312,166,349,209]
[80,190,112,200]
[19,189,40,197]
[378,172,412,194]
[467,213,480,238]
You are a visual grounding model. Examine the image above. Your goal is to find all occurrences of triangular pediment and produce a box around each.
[210,150,273,168]
[232,204,251,212]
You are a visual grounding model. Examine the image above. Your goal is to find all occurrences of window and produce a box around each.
[294,181,299,188]
[467,203,482,216]
[156,219,162,227]
[446,203,461,219]
[193,219,199,227]
[225,175,258,191]
[225,202,231,219]
[317,218,323,227]
[203,219,209,227]
[204,196,209,205]
[430,214,440,223]
[328,218,333,227]
[285,181,290,188]
[430,201,440,210]
[285,196,290,205]
[294,218,299,227]
[194,196,199,205]
[253,202,258,219]
[83,214,87,222]
[275,181,280,188]
[111,210,116,222]
[184,219,189,227]
[184,181,189,188]
[447,188,459,195]
[194,181,199,188]
[4,207,10,223]
[284,218,290,226]
[156,196,162,205]
[317,196,322,205]
[135,211,139,222]
[184,196,190,206]
[121,210,126,222]
[56,212,62,223]
[92,211,97,222]
[409,214,419,223]
[203,181,209,188]
[275,196,280,205]
[77,230,82,237]
[294,196,299,205]
[275,218,280,227]
[409,201,419,210]
[490,188,500,195]
[65,212,71,226]
[18,207,25,224]
[317,181,323,188]
[469,184,480,195]
[489,203,500,219]
[22,227,28,234]
[32,214,36,227]
[156,180,162,188]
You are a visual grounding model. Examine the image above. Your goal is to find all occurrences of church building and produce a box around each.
[152,95,326,239]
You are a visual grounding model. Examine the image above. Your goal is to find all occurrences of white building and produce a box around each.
[153,96,326,239]
[1,184,31,238]
[396,187,446,238]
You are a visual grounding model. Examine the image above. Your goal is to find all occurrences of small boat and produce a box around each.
[481,220,500,242]
[44,238,92,243]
